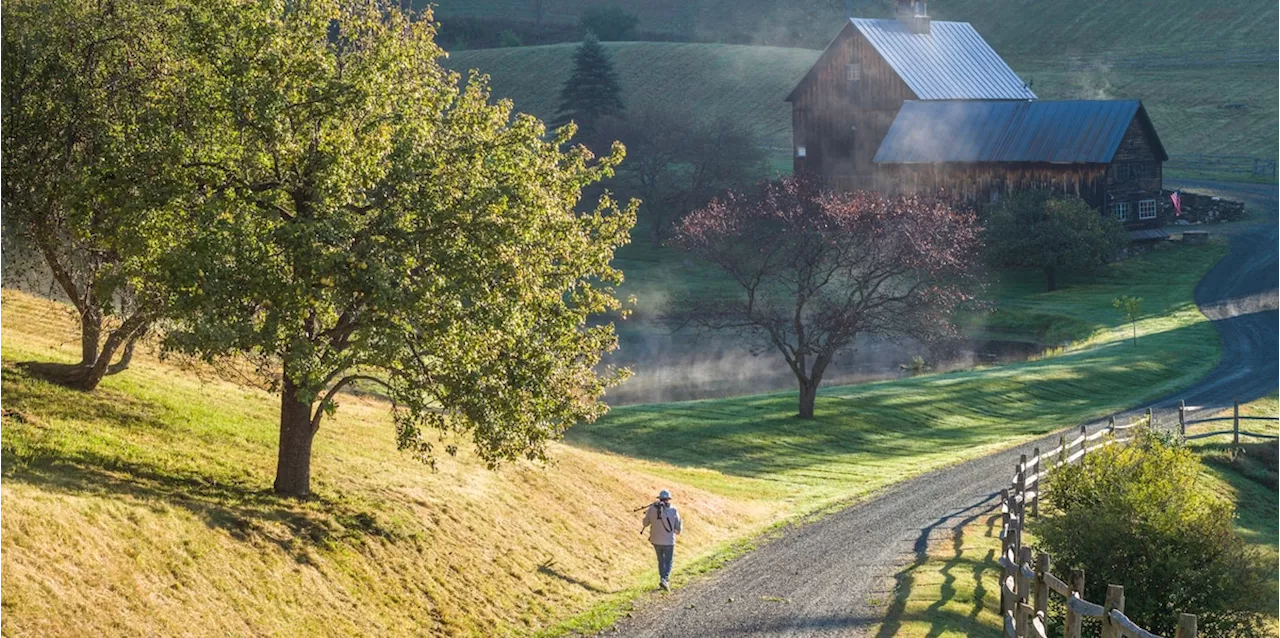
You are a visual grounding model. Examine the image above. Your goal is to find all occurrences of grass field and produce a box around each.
[869,395,1280,636]
[431,0,1278,60]
[0,239,1229,636]
[448,41,1278,176]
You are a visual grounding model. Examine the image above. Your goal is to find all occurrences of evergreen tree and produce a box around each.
[555,33,624,138]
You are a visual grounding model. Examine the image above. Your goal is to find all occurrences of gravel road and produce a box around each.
[605,187,1277,638]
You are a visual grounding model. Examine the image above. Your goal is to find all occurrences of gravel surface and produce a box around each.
[605,188,1277,638]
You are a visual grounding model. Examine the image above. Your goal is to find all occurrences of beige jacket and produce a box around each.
[641,502,682,545]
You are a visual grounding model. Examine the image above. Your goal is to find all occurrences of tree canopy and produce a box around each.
[983,191,1126,291]
[161,0,636,496]
[554,33,624,140]
[2,0,194,389]
[669,177,981,418]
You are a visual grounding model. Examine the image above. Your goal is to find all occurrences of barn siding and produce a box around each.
[873,163,1108,209]
[791,26,914,186]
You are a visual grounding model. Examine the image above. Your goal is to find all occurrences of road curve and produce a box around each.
[604,206,1277,637]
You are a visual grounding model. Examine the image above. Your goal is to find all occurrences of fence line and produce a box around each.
[998,416,1197,638]
[1059,49,1278,71]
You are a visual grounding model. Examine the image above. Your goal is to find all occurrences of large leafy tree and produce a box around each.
[554,33,624,140]
[984,191,1126,292]
[669,177,981,418]
[168,1,636,497]
[2,0,192,390]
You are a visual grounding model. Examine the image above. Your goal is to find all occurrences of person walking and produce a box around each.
[640,489,682,591]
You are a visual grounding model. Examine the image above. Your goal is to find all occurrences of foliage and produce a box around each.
[668,176,982,418]
[603,106,766,244]
[554,33,625,140]
[1,0,193,389]
[578,6,640,41]
[1035,429,1275,637]
[1112,295,1143,346]
[983,191,1127,292]
[164,0,636,496]
[496,29,524,47]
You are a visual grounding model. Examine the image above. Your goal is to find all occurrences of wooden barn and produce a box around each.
[787,0,1170,232]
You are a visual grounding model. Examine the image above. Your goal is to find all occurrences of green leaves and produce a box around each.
[163,0,637,475]
[983,191,1127,291]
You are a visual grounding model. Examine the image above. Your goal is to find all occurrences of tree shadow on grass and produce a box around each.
[536,559,616,594]
[572,321,1217,483]
[2,367,401,564]
[872,493,1002,638]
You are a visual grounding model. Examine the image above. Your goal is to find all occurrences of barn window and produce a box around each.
[1111,202,1131,221]
[1138,199,1158,219]
[796,146,807,158]
[846,63,861,83]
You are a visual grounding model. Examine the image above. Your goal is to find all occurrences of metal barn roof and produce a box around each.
[873,100,1166,164]
[850,18,1036,100]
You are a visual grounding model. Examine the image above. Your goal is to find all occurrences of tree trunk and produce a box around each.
[273,376,317,497]
[1043,266,1058,292]
[798,380,818,419]
[80,308,102,367]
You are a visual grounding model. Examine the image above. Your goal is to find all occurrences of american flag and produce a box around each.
[1170,191,1182,216]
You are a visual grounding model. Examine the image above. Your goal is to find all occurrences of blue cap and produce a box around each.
[658,490,671,499]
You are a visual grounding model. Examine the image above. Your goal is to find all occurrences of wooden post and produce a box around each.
[1016,602,1034,638]
[1031,447,1040,518]
[1175,613,1198,638]
[1178,399,1186,436]
[1109,415,1116,433]
[1034,553,1050,619]
[1101,584,1124,638]
[1058,435,1066,465]
[1065,569,1085,638]
[1017,547,1032,602]
[1080,425,1088,456]
[1145,407,1152,427]
[1233,397,1240,446]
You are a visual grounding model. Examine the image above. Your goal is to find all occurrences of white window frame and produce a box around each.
[796,145,807,158]
[1111,202,1131,221]
[846,62,861,83]
[1138,199,1158,220]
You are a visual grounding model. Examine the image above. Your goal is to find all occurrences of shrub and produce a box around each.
[578,7,638,41]
[1034,429,1274,637]
[496,29,523,48]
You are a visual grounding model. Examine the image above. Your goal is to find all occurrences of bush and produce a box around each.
[496,29,523,48]
[579,7,639,41]
[1034,429,1274,637]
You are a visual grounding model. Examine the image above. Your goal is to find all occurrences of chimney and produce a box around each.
[896,0,931,34]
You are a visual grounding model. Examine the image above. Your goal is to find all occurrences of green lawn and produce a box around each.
[574,241,1228,510]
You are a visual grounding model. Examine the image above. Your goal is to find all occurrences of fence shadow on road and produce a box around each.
[872,495,1003,638]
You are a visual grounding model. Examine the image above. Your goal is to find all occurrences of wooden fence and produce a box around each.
[1174,397,1280,444]
[998,417,1200,638]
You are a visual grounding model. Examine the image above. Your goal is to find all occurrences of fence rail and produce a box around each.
[999,417,1196,638]
[1059,49,1278,71]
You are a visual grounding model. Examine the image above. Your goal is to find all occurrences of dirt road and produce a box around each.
[606,190,1277,637]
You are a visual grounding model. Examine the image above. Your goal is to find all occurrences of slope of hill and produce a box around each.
[448,42,1278,169]
[432,0,1278,59]
[447,42,813,144]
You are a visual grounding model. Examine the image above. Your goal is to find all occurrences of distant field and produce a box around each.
[431,0,1278,58]
[449,42,1278,175]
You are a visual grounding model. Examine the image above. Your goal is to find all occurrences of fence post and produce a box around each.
[1101,584,1124,638]
[1065,569,1085,638]
[1001,488,1013,616]
[1031,447,1040,518]
[1179,399,1186,436]
[1080,425,1088,456]
[1145,407,1152,427]
[1016,601,1034,638]
[1233,396,1240,446]
[1034,553,1050,619]
[1175,613,1198,638]
[1017,546,1032,604]
[1058,435,1066,465]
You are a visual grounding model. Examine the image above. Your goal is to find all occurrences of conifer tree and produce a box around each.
[555,33,624,138]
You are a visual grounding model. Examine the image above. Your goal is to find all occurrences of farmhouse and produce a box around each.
[787,0,1169,230]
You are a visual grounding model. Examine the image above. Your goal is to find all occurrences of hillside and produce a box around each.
[432,0,1278,58]
[1,239,1229,635]
[448,42,1279,168]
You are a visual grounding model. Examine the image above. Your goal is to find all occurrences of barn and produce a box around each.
[787,1,1170,232]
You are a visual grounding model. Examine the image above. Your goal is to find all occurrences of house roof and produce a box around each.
[873,100,1169,164]
[850,18,1036,100]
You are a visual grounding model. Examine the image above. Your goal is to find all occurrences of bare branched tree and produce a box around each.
[668,176,982,418]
